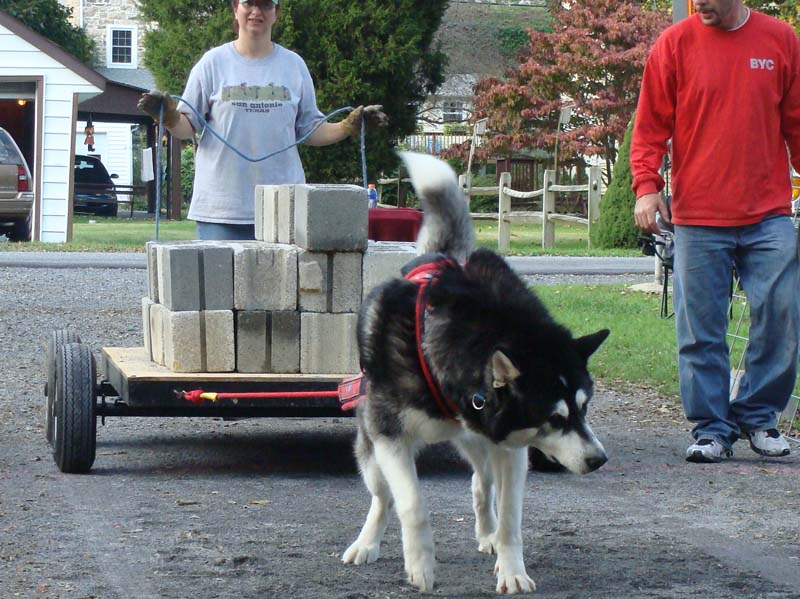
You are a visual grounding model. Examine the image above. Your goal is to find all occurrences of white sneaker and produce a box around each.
[685,439,732,463]
[745,429,790,457]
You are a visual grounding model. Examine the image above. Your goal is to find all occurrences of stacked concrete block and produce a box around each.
[232,242,297,311]
[300,313,359,374]
[236,310,301,374]
[163,309,203,373]
[142,182,413,375]
[362,241,417,299]
[255,185,296,244]
[294,184,369,251]
[298,250,363,313]
[204,311,236,372]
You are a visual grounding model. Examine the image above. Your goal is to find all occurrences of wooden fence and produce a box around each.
[459,167,602,250]
[377,166,602,250]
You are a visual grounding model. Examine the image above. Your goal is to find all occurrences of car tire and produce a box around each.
[53,342,97,474]
[96,203,118,218]
[45,329,82,446]
[8,213,31,242]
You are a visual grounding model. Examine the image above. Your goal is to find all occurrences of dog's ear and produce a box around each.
[491,350,520,388]
[574,329,610,361]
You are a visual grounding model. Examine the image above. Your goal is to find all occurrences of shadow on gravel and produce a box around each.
[90,428,474,478]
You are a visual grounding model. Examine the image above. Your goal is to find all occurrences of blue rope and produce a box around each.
[151,95,370,240]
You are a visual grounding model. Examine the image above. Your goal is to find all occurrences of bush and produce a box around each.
[591,115,640,248]
[180,144,195,205]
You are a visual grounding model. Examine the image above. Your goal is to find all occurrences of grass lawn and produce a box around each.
[536,284,681,398]
[474,220,641,257]
[0,216,197,252]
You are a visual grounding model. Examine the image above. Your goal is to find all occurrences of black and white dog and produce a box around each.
[342,152,609,594]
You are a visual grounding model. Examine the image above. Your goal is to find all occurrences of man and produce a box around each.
[631,0,800,463]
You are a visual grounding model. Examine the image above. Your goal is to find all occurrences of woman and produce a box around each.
[138,0,385,240]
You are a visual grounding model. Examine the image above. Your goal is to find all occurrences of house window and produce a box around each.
[107,26,137,68]
[442,102,464,123]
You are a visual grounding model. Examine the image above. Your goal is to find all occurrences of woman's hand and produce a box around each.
[138,90,181,129]
[340,105,388,139]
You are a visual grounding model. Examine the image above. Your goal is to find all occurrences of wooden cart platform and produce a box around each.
[98,347,351,418]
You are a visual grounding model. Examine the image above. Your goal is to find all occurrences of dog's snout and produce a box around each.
[585,452,608,472]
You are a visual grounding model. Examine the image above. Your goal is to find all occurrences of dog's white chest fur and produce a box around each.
[400,408,462,444]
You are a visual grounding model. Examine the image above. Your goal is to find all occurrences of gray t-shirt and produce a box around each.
[178,42,324,224]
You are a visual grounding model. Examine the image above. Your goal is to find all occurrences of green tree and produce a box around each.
[591,115,640,249]
[138,0,448,184]
[0,0,95,63]
[464,0,669,183]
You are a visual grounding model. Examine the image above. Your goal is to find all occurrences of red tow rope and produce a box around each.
[177,389,340,404]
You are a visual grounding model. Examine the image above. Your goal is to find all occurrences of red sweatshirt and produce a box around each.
[631,11,800,226]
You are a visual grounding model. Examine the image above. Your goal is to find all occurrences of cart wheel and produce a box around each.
[45,329,81,446]
[53,342,97,473]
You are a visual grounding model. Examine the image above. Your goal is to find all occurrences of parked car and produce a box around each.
[73,154,119,217]
[0,127,34,242]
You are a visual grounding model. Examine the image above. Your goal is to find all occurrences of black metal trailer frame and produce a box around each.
[45,330,350,474]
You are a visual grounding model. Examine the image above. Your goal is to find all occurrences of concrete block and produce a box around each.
[149,302,166,366]
[300,312,359,374]
[270,311,300,374]
[142,297,154,360]
[232,242,297,311]
[332,252,363,312]
[201,245,234,310]
[163,309,203,372]
[234,310,300,374]
[277,185,296,244]
[236,310,268,373]
[145,241,159,302]
[297,250,362,312]
[157,244,201,311]
[294,184,368,251]
[255,185,280,242]
[297,250,329,312]
[362,241,417,299]
[203,310,235,372]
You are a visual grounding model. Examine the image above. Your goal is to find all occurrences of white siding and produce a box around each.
[75,121,133,187]
[0,23,103,242]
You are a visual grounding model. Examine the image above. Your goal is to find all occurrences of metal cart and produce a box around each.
[44,329,349,474]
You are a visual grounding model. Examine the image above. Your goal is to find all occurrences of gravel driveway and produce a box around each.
[1,265,799,599]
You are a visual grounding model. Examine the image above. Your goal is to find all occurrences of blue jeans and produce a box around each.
[195,221,255,241]
[672,216,800,448]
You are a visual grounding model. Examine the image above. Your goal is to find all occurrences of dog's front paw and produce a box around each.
[496,571,536,595]
[342,540,381,565]
[405,557,435,592]
[478,532,497,555]
[495,557,536,594]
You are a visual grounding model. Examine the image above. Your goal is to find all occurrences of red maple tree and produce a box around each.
[454,0,669,181]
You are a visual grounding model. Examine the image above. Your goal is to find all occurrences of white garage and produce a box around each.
[0,10,105,242]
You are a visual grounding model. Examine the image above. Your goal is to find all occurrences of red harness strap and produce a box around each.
[338,257,461,420]
[406,258,461,421]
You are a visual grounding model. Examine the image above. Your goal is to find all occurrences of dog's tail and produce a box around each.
[399,152,474,262]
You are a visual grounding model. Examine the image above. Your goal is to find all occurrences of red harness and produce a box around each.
[339,257,461,421]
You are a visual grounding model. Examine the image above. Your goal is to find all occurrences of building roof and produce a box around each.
[95,67,156,93]
[0,10,106,91]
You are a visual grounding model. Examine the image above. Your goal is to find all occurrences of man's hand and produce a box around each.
[137,90,181,129]
[341,105,388,139]
[634,193,671,234]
